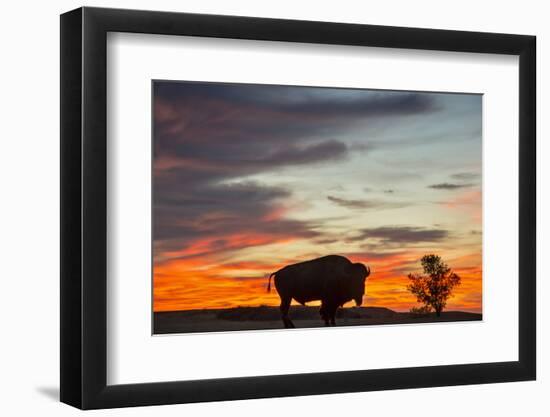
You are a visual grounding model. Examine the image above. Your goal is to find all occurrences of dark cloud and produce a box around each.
[348,226,449,244]
[155,81,439,121]
[327,196,407,210]
[154,82,441,184]
[428,182,473,190]
[153,81,441,261]
[154,181,320,256]
[383,189,395,194]
[154,82,439,167]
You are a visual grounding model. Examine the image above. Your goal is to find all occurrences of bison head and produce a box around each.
[348,262,370,306]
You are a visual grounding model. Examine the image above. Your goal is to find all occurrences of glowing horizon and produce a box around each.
[153,81,482,314]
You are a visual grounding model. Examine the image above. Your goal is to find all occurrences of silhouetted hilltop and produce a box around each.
[154,306,481,334]
[216,305,398,321]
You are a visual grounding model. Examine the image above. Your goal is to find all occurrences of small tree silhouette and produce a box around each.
[407,254,461,317]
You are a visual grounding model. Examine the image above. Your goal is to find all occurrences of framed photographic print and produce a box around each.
[60,6,536,409]
[151,80,483,334]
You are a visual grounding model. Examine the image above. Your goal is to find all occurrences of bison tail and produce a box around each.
[267,273,276,292]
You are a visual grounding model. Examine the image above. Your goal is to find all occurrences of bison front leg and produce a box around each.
[280,297,295,329]
[320,304,330,326]
[330,307,337,326]
[325,304,338,326]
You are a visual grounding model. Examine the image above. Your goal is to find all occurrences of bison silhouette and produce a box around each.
[267,255,370,328]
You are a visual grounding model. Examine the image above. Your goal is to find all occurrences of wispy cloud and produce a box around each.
[428,182,473,190]
[348,226,449,244]
[327,196,378,209]
[327,196,406,210]
[451,172,480,181]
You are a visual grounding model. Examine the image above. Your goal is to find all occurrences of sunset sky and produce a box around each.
[153,81,482,313]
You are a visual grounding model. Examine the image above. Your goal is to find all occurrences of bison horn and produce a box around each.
[366,265,371,277]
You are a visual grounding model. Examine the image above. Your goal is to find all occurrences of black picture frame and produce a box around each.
[60,6,536,410]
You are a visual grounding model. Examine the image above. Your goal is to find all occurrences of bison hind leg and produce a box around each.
[279,297,295,329]
[321,303,338,326]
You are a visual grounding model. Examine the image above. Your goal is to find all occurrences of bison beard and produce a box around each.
[267,255,370,328]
